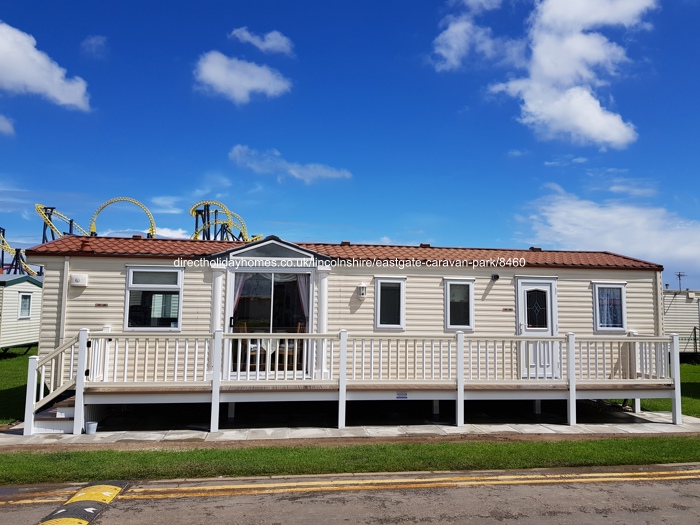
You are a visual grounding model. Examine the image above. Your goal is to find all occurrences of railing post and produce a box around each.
[627,330,641,413]
[670,333,682,425]
[23,356,39,436]
[566,332,576,426]
[210,329,223,432]
[73,328,89,435]
[456,331,465,427]
[102,325,111,382]
[338,330,348,429]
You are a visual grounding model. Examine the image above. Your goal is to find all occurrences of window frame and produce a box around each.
[124,267,184,332]
[374,277,406,331]
[444,279,475,332]
[18,292,32,320]
[592,282,627,333]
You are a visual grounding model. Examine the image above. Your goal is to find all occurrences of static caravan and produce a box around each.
[663,289,700,353]
[23,235,681,434]
[0,274,42,352]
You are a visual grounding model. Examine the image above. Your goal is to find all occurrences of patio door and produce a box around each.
[229,272,310,334]
[516,278,560,379]
[227,272,311,374]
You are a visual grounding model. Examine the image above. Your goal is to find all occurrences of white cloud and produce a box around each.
[229,27,294,56]
[0,114,14,135]
[155,227,191,239]
[193,173,232,198]
[461,0,502,12]
[507,149,528,157]
[151,196,183,214]
[229,144,352,184]
[432,6,524,72]
[606,178,657,197]
[80,35,108,59]
[0,21,90,110]
[543,154,586,167]
[490,0,658,149]
[526,188,700,284]
[194,51,291,105]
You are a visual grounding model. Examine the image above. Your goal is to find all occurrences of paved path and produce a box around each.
[2,411,700,446]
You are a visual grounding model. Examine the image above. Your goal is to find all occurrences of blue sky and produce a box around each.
[1,0,700,289]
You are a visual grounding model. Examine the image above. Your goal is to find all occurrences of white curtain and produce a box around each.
[296,274,310,322]
[233,273,252,310]
[599,287,622,327]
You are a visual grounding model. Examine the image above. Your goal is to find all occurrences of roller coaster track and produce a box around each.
[189,200,261,242]
[0,230,37,276]
[90,197,157,238]
[35,204,89,241]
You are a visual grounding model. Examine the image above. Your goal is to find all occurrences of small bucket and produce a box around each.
[85,421,98,435]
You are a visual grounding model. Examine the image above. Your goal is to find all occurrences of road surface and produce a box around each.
[3,464,700,524]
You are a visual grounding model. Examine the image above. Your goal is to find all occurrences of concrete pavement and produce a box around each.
[2,411,700,446]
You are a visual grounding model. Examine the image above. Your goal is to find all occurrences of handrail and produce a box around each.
[37,335,79,369]
[34,380,76,413]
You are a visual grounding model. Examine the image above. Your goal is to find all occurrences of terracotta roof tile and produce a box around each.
[26,235,242,259]
[25,236,663,270]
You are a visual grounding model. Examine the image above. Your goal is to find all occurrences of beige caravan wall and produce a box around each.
[326,266,661,337]
[37,256,214,358]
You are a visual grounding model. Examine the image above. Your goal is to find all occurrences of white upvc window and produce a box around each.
[374,277,406,330]
[125,267,184,331]
[592,282,627,333]
[444,279,475,331]
[18,293,32,319]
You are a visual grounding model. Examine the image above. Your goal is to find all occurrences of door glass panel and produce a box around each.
[272,273,307,332]
[526,289,548,329]
[233,273,272,332]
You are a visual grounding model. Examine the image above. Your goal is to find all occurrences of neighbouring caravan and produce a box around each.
[663,288,700,353]
[0,274,42,352]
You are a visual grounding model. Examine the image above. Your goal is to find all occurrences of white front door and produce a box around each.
[516,278,560,379]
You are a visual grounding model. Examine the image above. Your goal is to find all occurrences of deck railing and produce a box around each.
[25,330,682,435]
[346,335,458,382]
[87,329,212,384]
[575,336,673,382]
[221,333,338,382]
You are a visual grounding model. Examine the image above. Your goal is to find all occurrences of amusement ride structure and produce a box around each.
[190,200,262,242]
[33,197,260,244]
[1,227,37,275]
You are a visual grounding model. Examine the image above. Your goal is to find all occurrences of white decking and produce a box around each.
[24,329,683,435]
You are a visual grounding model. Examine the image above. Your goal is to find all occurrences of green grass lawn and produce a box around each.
[2,436,700,485]
[1,351,700,485]
[0,345,36,425]
[635,363,700,416]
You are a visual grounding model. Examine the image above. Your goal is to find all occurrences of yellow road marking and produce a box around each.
[4,469,699,506]
[120,470,700,500]
[126,468,700,494]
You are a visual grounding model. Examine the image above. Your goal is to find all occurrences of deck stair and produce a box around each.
[33,393,75,434]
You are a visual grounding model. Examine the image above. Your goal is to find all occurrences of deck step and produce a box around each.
[35,406,74,421]
[31,391,76,434]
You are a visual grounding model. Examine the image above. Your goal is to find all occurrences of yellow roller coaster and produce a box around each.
[190,200,261,242]
[90,197,157,238]
[34,197,259,244]
[0,228,37,276]
[35,204,89,242]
